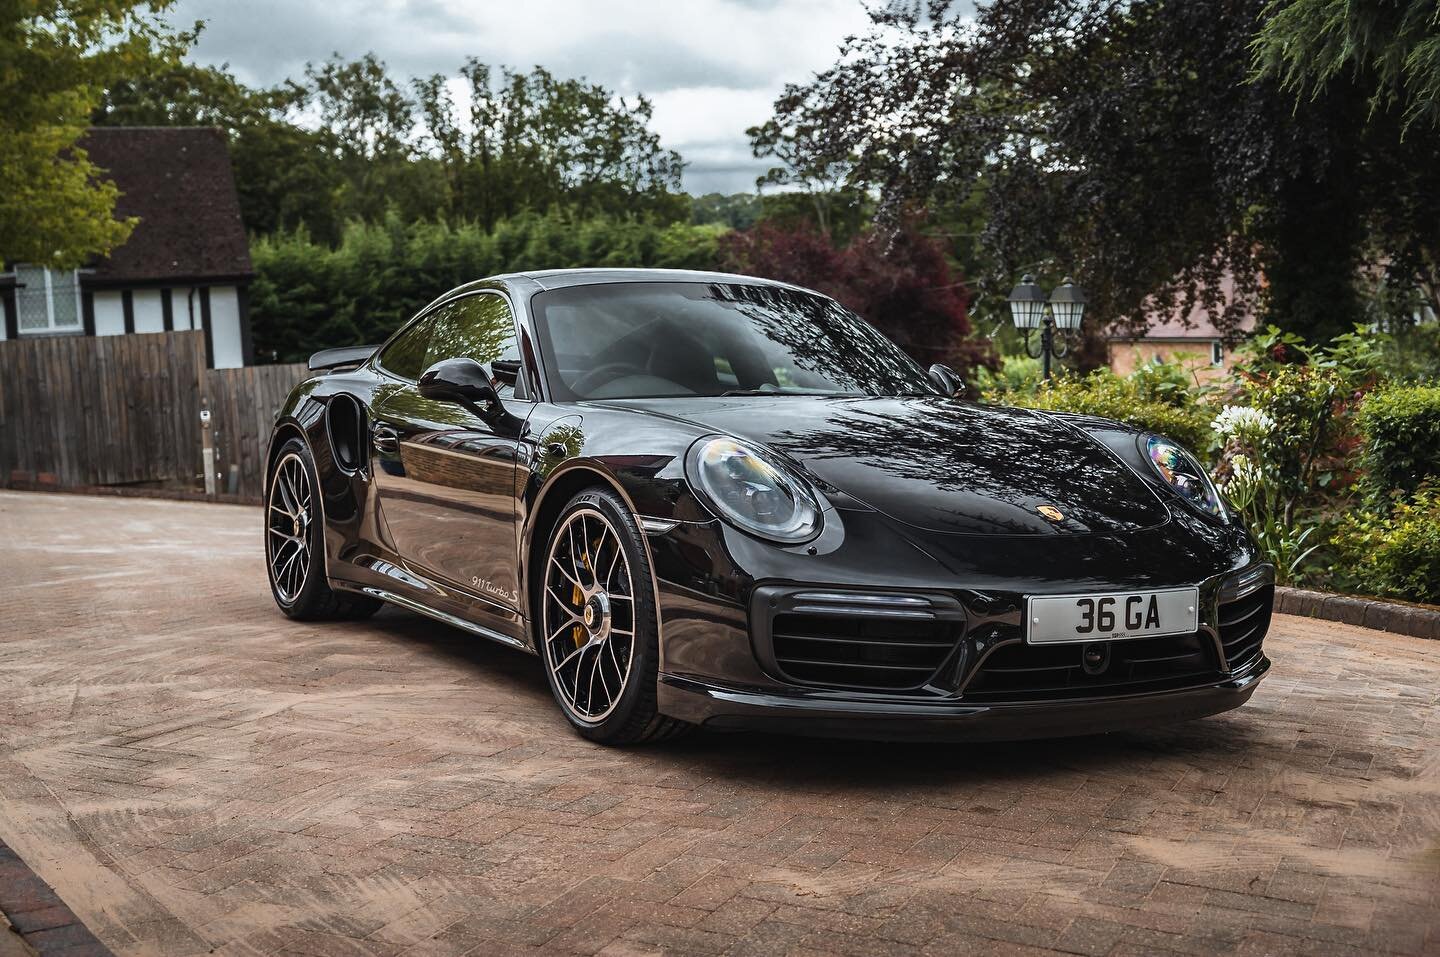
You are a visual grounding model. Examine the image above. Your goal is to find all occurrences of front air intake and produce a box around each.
[752,589,967,693]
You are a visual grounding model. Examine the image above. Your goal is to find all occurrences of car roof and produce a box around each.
[423,268,829,322]
[508,267,814,294]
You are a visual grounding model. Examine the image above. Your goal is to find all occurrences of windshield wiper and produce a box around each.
[718,389,837,397]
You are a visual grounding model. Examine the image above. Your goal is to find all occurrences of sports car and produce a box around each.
[264,268,1273,744]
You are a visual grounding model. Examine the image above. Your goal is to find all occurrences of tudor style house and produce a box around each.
[0,127,254,368]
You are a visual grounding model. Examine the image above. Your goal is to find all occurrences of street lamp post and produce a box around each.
[1007,275,1088,380]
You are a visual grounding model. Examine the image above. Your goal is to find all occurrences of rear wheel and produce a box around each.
[265,437,380,621]
[538,488,690,744]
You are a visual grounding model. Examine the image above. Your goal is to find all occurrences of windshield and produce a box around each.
[530,281,937,401]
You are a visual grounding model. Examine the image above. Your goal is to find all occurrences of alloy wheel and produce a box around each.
[267,452,314,603]
[542,507,637,724]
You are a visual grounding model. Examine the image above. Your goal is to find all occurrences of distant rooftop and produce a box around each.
[80,127,252,285]
[1111,273,1257,340]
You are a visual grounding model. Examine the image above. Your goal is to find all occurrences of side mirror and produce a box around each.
[419,358,501,415]
[927,363,966,398]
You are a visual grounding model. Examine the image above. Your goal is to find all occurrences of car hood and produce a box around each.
[610,395,1171,536]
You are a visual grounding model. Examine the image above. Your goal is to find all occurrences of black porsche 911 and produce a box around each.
[264,268,1273,744]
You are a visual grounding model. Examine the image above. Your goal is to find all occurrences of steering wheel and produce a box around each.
[570,362,647,397]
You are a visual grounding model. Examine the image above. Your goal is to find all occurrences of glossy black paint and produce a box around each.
[265,268,1272,740]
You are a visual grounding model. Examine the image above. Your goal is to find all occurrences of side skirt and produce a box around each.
[339,582,537,655]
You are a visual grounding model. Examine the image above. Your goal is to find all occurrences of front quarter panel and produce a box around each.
[266,367,394,592]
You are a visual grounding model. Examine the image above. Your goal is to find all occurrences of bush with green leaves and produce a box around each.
[1377,321,1440,383]
[1355,384,1440,503]
[1333,484,1440,604]
[1006,368,1214,455]
[248,212,726,363]
[969,354,1042,398]
[1205,325,1386,585]
[1211,406,1321,584]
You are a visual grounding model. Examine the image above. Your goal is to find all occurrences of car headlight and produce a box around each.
[687,436,821,543]
[1144,434,1227,522]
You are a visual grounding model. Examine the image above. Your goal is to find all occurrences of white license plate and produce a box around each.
[1026,587,1199,644]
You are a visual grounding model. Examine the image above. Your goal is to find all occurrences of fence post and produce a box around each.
[200,403,215,498]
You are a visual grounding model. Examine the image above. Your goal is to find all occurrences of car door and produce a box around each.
[369,292,532,633]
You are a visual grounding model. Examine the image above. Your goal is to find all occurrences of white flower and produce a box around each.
[1227,454,1263,487]
[1211,405,1277,438]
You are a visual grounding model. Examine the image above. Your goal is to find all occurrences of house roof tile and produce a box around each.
[80,127,252,285]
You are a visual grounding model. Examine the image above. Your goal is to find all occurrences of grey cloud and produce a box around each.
[169,0,867,195]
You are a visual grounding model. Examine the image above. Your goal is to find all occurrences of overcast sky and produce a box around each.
[167,0,879,195]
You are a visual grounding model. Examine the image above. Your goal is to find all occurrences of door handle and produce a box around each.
[372,424,400,455]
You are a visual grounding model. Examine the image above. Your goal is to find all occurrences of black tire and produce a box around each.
[265,437,381,622]
[536,487,691,745]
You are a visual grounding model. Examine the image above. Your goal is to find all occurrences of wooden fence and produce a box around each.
[0,330,308,501]
[206,363,311,499]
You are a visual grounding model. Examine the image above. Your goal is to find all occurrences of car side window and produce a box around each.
[424,294,523,398]
[377,313,436,381]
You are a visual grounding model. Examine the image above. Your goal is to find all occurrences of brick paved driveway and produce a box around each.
[0,490,1437,957]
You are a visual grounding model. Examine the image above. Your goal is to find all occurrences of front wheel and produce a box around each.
[537,488,690,745]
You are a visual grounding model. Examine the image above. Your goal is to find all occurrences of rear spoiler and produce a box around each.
[308,344,379,373]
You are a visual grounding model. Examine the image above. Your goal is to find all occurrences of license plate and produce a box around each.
[1026,587,1199,644]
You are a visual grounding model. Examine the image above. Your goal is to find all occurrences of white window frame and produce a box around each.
[1211,340,1224,366]
[12,265,83,335]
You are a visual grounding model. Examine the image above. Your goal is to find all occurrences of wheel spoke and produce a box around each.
[572,645,584,702]
[276,471,298,517]
[546,589,585,626]
[594,647,612,708]
[284,461,302,510]
[276,543,301,592]
[553,641,588,672]
[606,639,624,689]
[585,646,601,714]
[569,520,588,587]
[545,620,582,650]
[581,519,596,578]
[272,536,298,567]
[604,538,621,591]
[288,547,306,596]
[550,557,584,591]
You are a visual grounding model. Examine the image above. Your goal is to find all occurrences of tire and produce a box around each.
[536,487,691,745]
[265,437,381,621]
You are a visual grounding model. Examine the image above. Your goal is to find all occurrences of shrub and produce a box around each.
[1009,370,1214,455]
[971,354,1042,398]
[1333,485,1440,604]
[717,217,997,379]
[1356,384,1440,503]
[249,212,725,363]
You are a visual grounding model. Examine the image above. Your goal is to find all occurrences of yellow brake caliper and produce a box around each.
[572,536,604,648]
[572,576,584,648]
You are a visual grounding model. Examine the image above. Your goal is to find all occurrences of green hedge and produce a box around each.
[1356,384,1440,502]
[1334,486,1440,604]
[1007,371,1214,456]
[248,212,728,363]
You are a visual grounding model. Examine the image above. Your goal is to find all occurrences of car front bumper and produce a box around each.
[656,656,1269,742]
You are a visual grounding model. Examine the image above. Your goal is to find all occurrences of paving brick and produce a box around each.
[4,906,74,935]
[0,490,1437,957]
